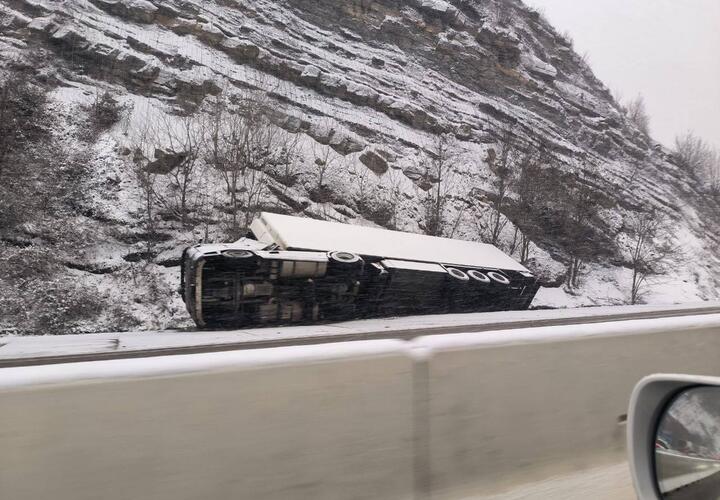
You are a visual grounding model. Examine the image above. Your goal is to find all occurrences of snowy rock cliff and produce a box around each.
[0,0,718,334]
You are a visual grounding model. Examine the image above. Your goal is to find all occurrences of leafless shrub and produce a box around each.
[561,178,605,289]
[0,74,53,231]
[84,90,130,139]
[0,74,91,234]
[560,30,574,47]
[483,130,518,246]
[0,246,104,335]
[309,140,345,204]
[417,134,460,237]
[130,146,160,259]
[623,211,677,304]
[133,113,206,228]
[472,133,550,263]
[350,163,400,228]
[624,94,651,137]
[205,90,285,238]
[673,131,719,183]
[494,1,514,26]
[456,0,482,21]
[375,168,404,229]
[510,146,553,263]
[350,161,373,212]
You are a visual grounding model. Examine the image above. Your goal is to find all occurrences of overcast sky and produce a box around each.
[523,0,720,150]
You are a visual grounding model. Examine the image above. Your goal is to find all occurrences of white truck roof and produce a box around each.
[250,213,529,272]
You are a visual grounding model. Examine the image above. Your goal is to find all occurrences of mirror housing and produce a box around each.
[628,374,720,499]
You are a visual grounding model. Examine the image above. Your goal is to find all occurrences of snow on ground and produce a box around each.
[2,0,718,336]
[533,261,711,309]
[2,303,718,361]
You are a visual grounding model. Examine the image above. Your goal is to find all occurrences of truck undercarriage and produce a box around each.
[182,238,539,328]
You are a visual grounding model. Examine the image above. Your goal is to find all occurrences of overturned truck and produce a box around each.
[181,213,539,328]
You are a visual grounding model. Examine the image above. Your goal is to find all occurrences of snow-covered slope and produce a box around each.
[0,0,718,334]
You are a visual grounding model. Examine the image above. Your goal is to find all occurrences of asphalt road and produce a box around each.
[666,470,720,499]
[474,461,635,500]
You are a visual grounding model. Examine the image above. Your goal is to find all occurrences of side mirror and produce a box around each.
[628,374,720,499]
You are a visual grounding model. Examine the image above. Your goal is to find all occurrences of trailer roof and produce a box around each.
[251,213,529,272]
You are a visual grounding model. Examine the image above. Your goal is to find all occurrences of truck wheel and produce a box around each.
[488,271,510,285]
[329,251,362,264]
[446,267,470,281]
[222,250,255,258]
[468,270,491,283]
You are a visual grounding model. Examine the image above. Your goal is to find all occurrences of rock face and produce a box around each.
[0,0,718,332]
[360,149,389,175]
[145,149,189,174]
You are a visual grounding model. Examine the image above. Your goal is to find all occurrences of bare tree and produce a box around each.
[624,94,651,137]
[494,1,514,26]
[624,211,676,304]
[350,161,373,214]
[562,179,602,289]
[377,167,404,229]
[674,131,718,180]
[310,140,345,203]
[142,113,206,227]
[84,90,129,140]
[483,130,518,246]
[477,135,548,263]
[0,74,52,230]
[709,154,720,196]
[419,134,459,237]
[130,146,159,260]
[269,131,302,210]
[512,143,559,263]
[205,91,281,238]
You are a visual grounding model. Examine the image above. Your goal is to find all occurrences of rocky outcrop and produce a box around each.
[0,0,717,319]
[88,0,159,24]
[145,149,188,174]
[360,149,389,175]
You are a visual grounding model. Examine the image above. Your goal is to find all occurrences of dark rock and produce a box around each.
[403,166,424,181]
[525,257,567,288]
[27,16,58,35]
[455,123,473,140]
[360,149,389,175]
[476,26,521,66]
[346,82,379,106]
[221,37,260,61]
[146,149,188,174]
[65,261,120,275]
[300,64,322,84]
[329,133,365,155]
[156,256,182,268]
[308,185,336,204]
[88,0,158,24]
[123,251,156,263]
[385,100,437,130]
[417,0,459,23]
[319,73,348,98]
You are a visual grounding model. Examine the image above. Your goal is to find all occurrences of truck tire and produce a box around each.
[487,271,510,285]
[468,270,491,283]
[446,267,470,281]
[329,251,362,264]
[222,249,255,259]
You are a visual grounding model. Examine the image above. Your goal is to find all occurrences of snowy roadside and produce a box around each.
[1,302,717,362]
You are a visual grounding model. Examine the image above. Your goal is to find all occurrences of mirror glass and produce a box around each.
[655,387,720,499]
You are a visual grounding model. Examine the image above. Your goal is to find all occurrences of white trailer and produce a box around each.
[181,213,539,328]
